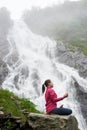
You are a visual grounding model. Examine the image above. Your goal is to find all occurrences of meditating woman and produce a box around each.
[42,79,72,115]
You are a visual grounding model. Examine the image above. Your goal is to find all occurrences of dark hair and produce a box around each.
[42,79,51,93]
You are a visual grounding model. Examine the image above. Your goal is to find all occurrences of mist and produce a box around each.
[0,0,80,19]
[23,0,87,44]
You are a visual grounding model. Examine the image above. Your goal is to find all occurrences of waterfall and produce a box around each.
[2,20,87,130]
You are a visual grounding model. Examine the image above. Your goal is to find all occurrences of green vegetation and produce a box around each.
[68,44,76,52]
[0,90,40,121]
[4,119,15,129]
[68,41,87,56]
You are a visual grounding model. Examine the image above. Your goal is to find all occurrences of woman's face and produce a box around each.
[48,81,54,88]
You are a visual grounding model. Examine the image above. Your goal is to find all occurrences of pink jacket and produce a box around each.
[45,87,63,114]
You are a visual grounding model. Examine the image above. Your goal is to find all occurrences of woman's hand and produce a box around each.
[63,93,68,99]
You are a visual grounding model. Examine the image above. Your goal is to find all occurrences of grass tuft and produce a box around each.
[0,90,40,121]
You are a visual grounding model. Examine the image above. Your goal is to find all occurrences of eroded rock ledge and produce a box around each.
[0,111,79,130]
[28,113,78,130]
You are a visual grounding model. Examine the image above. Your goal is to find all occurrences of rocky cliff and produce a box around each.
[56,42,87,78]
[0,111,79,130]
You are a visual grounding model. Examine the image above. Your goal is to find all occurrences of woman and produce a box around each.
[42,79,72,115]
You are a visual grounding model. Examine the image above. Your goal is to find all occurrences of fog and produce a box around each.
[0,0,86,49]
[23,0,87,44]
[0,0,80,19]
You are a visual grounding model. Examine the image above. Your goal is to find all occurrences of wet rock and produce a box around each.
[21,109,27,113]
[0,112,23,130]
[0,111,4,115]
[10,116,21,120]
[56,42,87,77]
[73,79,87,125]
[4,112,11,118]
[28,113,78,130]
[23,112,30,116]
[0,59,8,86]
[21,109,30,116]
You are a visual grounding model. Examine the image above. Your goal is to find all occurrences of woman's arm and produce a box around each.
[53,97,64,102]
[50,89,68,102]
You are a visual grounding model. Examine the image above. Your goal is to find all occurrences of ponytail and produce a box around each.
[42,84,45,93]
[42,79,51,94]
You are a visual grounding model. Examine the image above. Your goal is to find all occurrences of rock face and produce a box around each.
[28,113,78,130]
[74,80,87,125]
[56,43,87,125]
[0,110,29,130]
[56,42,87,78]
[0,59,8,86]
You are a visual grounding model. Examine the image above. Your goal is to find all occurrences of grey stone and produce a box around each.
[28,113,78,130]
[10,116,21,120]
[0,111,4,115]
[56,43,87,77]
[0,59,8,86]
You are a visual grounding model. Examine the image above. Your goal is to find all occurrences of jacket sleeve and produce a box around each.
[49,89,63,102]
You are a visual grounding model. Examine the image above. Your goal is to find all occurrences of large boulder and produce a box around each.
[28,113,78,130]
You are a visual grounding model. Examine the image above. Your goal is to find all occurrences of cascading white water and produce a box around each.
[2,20,87,130]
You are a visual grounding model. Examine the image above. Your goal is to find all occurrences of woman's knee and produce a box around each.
[70,109,72,114]
[68,109,72,115]
[50,108,72,115]
[62,108,72,115]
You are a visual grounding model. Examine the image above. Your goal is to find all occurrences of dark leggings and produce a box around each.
[51,108,72,115]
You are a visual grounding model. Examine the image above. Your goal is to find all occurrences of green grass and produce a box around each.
[0,90,40,121]
[68,44,76,52]
[68,40,87,55]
